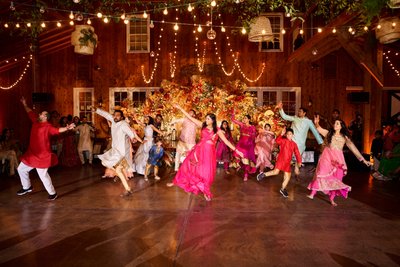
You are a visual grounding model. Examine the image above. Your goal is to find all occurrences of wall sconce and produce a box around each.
[97,97,103,107]
[94,65,101,71]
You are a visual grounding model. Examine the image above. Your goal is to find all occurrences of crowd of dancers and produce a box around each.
[15,97,374,206]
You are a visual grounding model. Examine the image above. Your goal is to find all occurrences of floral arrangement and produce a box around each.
[116,76,286,137]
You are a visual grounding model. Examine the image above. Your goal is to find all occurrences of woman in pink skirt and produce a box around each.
[216,120,234,174]
[307,115,371,206]
[168,105,243,201]
[255,123,275,173]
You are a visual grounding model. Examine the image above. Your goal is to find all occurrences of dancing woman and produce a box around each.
[168,105,243,201]
[132,115,163,175]
[255,123,275,173]
[307,115,370,206]
[216,120,234,174]
[231,113,257,181]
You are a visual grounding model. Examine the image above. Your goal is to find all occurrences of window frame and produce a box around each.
[109,87,159,112]
[248,86,301,115]
[126,15,150,53]
[258,13,284,53]
[73,87,95,122]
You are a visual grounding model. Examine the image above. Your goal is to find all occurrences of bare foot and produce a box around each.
[330,200,338,206]
[154,176,161,180]
[204,194,211,201]
[306,194,314,199]
[225,170,230,174]
[166,182,174,187]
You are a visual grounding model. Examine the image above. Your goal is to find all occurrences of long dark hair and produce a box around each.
[202,113,218,133]
[146,116,154,125]
[245,114,252,124]
[326,119,350,144]
[220,120,232,136]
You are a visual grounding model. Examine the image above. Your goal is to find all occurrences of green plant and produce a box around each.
[78,28,97,47]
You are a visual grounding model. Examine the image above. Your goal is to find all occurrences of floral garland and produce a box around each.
[116,76,286,137]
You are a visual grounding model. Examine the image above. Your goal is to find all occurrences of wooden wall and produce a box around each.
[0,13,389,152]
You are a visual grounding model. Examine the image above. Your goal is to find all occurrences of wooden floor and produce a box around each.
[0,162,399,267]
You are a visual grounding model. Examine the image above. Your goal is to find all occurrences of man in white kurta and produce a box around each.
[94,108,140,196]
[75,116,95,164]
[277,102,323,173]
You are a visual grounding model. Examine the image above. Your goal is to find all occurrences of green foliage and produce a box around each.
[78,28,97,47]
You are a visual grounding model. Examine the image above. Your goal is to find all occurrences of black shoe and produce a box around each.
[279,189,289,198]
[48,193,58,201]
[16,186,33,196]
[121,190,133,197]
[256,172,265,181]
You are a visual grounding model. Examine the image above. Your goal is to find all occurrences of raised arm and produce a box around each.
[174,104,202,127]
[20,97,33,113]
[314,114,329,137]
[276,101,295,122]
[150,124,164,136]
[93,107,113,122]
[231,113,243,127]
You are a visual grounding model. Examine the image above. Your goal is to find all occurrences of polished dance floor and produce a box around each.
[0,163,399,267]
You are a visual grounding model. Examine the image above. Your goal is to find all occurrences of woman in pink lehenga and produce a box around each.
[167,105,243,201]
[255,123,275,173]
[216,120,234,174]
[307,116,370,206]
[231,114,257,181]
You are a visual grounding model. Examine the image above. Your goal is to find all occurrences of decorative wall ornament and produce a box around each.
[71,25,98,55]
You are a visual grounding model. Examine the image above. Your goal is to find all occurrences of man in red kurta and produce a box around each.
[257,128,302,198]
[16,97,75,200]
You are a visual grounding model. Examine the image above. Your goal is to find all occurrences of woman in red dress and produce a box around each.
[168,105,243,201]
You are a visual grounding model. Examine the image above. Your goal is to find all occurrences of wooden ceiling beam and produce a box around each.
[336,32,383,87]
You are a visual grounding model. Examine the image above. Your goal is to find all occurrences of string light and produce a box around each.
[317,27,322,33]
[163,7,168,15]
[87,18,91,24]
[57,21,61,27]
[0,55,32,90]
[332,28,336,33]
[69,20,74,25]
[15,23,20,28]
[97,12,102,18]
[121,13,126,20]
[141,23,164,83]
[4,23,9,28]
[300,29,304,34]
[27,22,31,27]
[69,11,74,20]
[188,4,193,12]
[143,11,148,19]
[195,36,206,72]
[197,25,202,32]
[241,27,246,34]
[213,34,236,76]
[383,50,400,78]
[173,23,179,31]
[124,19,129,24]
[169,14,179,78]
[281,29,286,34]
[103,17,109,23]
[41,22,46,28]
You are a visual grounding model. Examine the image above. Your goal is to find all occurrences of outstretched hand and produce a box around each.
[314,114,320,125]
[67,123,76,130]
[20,97,27,106]
[236,150,244,158]
[281,127,286,136]
[275,101,283,110]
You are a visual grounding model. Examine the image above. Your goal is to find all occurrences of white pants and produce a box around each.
[17,162,56,195]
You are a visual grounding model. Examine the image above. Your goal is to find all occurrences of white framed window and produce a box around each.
[259,13,284,52]
[109,87,159,112]
[73,87,94,122]
[126,15,150,53]
[248,87,301,115]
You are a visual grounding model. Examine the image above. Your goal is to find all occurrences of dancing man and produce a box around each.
[277,101,323,173]
[93,107,142,197]
[16,97,76,200]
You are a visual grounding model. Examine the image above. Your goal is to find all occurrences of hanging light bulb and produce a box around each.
[124,19,129,24]
[221,26,226,32]
[211,0,216,7]
[188,4,193,12]
[27,22,31,27]
[87,18,91,25]
[69,11,74,19]
[197,25,202,32]
[69,20,74,25]
[285,12,291,17]
[97,12,102,18]
[317,28,322,33]
[281,29,286,34]
[364,26,368,31]
[103,17,109,23]
[174,23,179,31]
[57,21,61,27]
[143,11,148,18]
[332,28,336,33]
[348,26,353,32]
[392,21,397,27]
[377,24,381,29]
[150,20,154,28]
[41,22,46,28]
[300,29,304,34]
[121,13,126,20]
[163,7,168,15]
[241,27,246,34]
[73,0,80,3]
[16,23,20,28]
[4,23,9,28]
